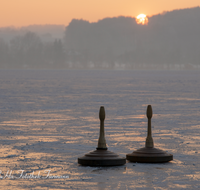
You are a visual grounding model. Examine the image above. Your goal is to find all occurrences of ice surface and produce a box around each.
[0,69,200,189]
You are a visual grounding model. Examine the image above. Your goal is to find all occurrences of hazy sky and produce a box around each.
[1,0,200,27]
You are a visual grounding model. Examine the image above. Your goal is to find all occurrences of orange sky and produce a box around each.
[0,0,200,27]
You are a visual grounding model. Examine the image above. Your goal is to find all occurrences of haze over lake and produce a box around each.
[0,7,200,70]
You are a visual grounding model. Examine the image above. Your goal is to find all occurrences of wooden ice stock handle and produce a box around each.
[145,105,154,148]
[99,106,105,121]
[97,106,107,149]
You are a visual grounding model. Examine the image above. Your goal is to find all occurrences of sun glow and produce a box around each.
[136,14,148,25]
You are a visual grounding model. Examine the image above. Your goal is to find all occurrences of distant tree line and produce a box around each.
[0,7,200,69]
[64,7,200,69]
[0,31,66,69]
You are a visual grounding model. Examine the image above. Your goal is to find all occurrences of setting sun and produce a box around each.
[136,14,148,25]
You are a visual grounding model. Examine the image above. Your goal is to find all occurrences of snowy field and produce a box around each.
[0,69,200,189]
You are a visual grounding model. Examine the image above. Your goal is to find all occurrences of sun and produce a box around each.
[136,14,148,25]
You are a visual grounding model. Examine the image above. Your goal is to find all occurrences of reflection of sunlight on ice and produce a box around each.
[186,173,200,180]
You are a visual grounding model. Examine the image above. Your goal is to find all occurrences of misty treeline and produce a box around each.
[0,27,65,69]
[1,7,200,69]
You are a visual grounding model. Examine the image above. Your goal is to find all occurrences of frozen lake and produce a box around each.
[0,69,200,189]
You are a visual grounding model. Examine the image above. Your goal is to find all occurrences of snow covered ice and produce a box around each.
[0,69,200,189]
